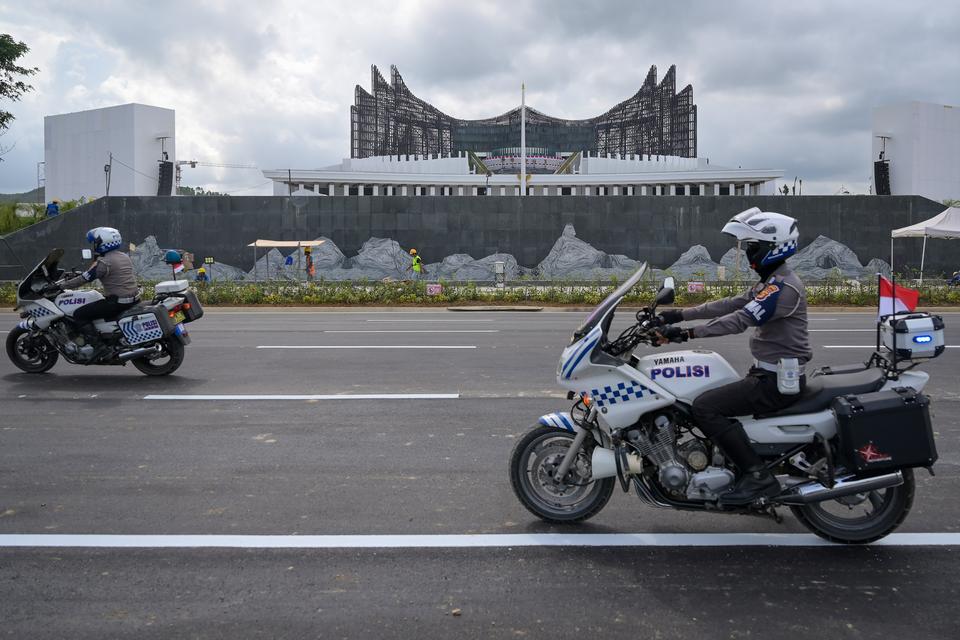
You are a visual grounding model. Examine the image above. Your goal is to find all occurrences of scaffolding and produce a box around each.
[350,64,697,161]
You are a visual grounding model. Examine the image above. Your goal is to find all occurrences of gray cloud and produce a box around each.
[0,0,958,196]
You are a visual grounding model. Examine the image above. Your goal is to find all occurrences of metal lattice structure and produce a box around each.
[351,64,697,159]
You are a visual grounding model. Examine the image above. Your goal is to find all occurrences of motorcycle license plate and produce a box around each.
[172,311,186,324]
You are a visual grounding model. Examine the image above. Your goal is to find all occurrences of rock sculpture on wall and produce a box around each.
[536,224,640,279]
[788,235,865,279]
[124,227,900,283]
[664,245,720,279]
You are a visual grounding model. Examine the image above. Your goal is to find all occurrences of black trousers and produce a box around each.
[72,297,136,324]
[691,368,805,439]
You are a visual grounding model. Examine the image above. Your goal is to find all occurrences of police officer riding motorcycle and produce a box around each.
[60,227,140,345]
[655,208,809,504]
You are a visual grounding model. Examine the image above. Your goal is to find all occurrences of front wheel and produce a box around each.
[131,339,185,376]
[791,468,915,544]
[6,327,59,373]
[510,425,615,523]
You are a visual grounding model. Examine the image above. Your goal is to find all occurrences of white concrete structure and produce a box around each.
[44,103,175,201]
[263,152,781,197]
[872,102,960,202]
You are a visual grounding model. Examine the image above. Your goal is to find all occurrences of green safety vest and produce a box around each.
[412,255,422,272]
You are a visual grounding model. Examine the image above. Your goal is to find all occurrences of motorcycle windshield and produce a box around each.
[573,263,648,339]
[17,249,64,301]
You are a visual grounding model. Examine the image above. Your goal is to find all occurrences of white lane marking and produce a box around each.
[824,345,957,349]
[1,533,959,548]
[323,330,498,334]
[143,393,460,401]
[367,319,494,322]
[256,345,476,350]
[809,329,875,332]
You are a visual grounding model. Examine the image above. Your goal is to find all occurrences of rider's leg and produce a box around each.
[692,369,803,504]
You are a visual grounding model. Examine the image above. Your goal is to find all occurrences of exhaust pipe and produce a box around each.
[591,447,642,480]
[118,344,161,362]
[777,471,904,505]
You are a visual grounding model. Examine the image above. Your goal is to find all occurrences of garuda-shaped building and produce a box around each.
[351,64,697,161]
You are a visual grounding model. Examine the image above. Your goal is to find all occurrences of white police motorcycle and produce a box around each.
[510,264,941,543]
[6,248,203,376]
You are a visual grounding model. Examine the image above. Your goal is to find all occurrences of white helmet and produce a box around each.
[721,207,799,268]
[86,227,123,255]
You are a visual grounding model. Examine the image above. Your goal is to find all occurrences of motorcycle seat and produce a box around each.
[758,367,886,417]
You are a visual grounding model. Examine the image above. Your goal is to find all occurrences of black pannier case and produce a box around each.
[182,289,204,323]
[832,387,937,473]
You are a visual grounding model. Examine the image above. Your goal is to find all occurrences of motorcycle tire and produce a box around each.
[131,338,185,376]
[6,326,59,373]
[510,424,615,523]
[790,468,915,544]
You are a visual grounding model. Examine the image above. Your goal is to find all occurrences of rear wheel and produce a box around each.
[510,425,615,523]
[6,327,59,373]
[791,468,915,544]
[131,339,185,376]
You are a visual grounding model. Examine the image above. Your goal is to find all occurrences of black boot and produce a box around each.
[714,425,781,505]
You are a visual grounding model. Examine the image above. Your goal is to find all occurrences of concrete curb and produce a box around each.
[447,306,543,312]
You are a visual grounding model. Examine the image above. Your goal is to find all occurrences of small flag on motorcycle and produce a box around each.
[878,276,919,319]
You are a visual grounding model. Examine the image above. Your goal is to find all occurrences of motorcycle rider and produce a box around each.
[655,208,812,505]
[59,227,139,346]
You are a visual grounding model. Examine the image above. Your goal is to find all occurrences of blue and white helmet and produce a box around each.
[86,227,123,255]
[721,208,799,268]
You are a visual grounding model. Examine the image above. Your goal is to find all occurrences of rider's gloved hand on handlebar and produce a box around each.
[655,325,692,346]
[657,309,684,325]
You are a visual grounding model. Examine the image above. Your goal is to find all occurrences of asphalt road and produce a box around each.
[1,308,959,638]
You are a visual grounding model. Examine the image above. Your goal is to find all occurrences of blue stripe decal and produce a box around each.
[564,336,599,379]
[561,329,599,377]
[558,414,574,431]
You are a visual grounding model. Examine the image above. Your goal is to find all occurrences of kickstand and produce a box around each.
[763,505,783,524]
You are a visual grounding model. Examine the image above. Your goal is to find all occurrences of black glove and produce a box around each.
[657,309,684,325]
[658,326,692,343]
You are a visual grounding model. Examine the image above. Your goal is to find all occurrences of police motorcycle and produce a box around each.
[510,264,941,544]
[6,248,204,376]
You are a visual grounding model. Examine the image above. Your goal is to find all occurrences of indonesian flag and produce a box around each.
[173,262,185,274]
[878,276,919,318]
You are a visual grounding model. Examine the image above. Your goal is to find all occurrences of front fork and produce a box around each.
[554,428,589,483]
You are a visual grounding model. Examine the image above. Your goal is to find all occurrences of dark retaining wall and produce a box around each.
[0,195,947,279]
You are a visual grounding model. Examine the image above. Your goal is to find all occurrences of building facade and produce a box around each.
[351,65,696,160]
[44,103,176,201]
[872,101,960,202]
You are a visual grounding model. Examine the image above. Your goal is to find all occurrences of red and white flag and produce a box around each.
[173,262,185,274]
[878,276,919,318]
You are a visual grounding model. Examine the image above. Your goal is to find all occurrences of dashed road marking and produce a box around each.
[256,345,477,349]
[143,393,460,401]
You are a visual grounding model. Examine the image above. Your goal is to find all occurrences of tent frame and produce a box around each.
[247,239,325,282]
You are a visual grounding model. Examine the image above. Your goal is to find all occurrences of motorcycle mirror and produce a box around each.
[81,249,93,260]
[655,277,676,306]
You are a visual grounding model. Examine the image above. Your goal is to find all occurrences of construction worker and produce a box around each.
[45,199,60,217]
[305,245,316,280]
[195,266,210,282]
[408,248,423,280]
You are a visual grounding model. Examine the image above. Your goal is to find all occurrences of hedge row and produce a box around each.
[5,279,960,307]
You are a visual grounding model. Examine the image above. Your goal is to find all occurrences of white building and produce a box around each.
[263,153,782,198]
[44,103,176,201]
[872,101,960,202]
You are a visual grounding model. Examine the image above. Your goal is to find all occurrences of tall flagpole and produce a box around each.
[520,83,526,197]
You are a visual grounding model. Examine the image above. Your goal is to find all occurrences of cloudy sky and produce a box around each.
[0,0,957,196]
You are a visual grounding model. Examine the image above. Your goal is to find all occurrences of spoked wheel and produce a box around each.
[791,469,915,544]
[131,339,185,376]
[510,425,615,523]
[5,326,59,373]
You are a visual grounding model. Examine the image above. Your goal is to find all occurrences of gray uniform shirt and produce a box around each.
[680,264,812,365]
[62,250,139,298]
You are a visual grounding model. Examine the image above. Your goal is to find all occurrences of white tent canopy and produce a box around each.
[247,239,326,248]
[890,207,960,283]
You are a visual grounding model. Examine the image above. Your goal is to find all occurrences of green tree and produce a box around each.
[0,34,38,161]
[0,34,38,130]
